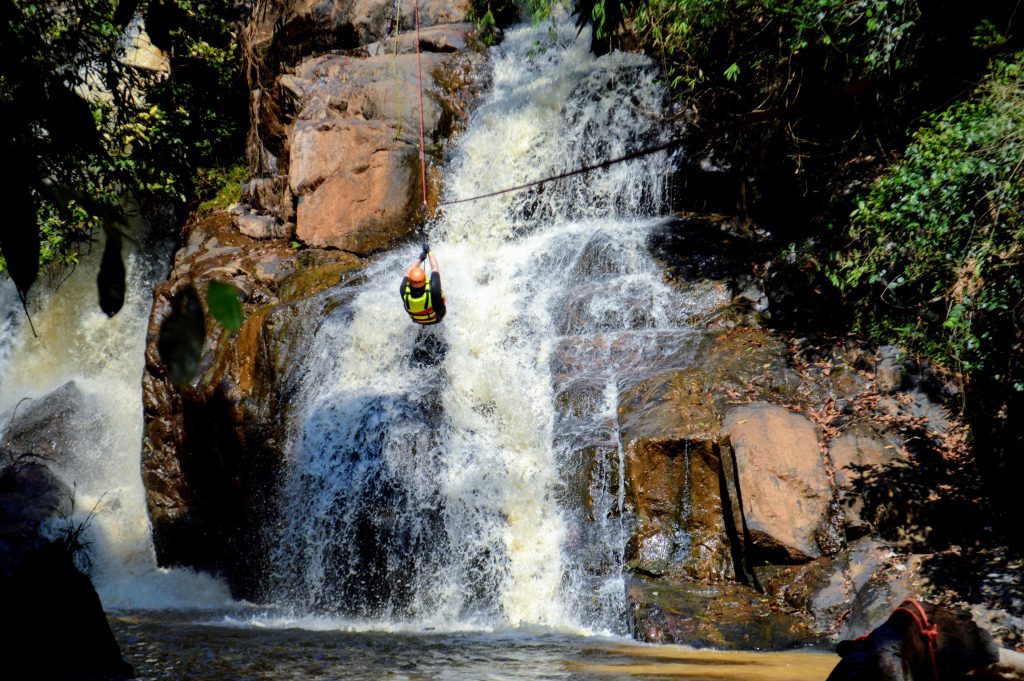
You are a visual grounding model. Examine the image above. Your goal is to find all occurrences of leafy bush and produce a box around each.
[0,0,247,294]
[830,54,1023,387]
[467,0,523,44]
[565,0,921,89]
[197,163,248,212]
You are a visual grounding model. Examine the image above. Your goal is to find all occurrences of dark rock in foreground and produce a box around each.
[0,458,132,679]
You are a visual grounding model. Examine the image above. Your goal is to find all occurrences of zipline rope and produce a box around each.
[438,137,686,207]
[414,0,429,208]
[406,6,680,212]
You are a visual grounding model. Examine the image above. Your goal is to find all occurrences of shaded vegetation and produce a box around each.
[0,0,248,303]
[830,56,1023,384]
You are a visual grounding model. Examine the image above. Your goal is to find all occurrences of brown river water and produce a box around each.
[111,611,838,681]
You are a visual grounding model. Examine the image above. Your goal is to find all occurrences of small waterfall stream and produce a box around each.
[269,19,724,633]
[0,235,230,610]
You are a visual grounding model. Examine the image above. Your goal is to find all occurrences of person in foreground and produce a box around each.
[826,599,1024,681]
[401,243,446,325]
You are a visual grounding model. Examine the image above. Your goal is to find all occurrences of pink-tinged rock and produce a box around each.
[363,23,475,56]
[295,146,421,253]
[290,53,447,138]
[289,119,395,195]
[723,402,831,562]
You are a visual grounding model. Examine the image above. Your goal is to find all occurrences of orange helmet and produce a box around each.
[408,268,426,286]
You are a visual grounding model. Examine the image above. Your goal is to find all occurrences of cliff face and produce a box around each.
[140,0,484,597]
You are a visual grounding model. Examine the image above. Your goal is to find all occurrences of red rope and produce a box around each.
[895,599,940,681]
[413,0,428,209]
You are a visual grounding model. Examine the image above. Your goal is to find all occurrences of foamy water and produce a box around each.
[0,233,230,610]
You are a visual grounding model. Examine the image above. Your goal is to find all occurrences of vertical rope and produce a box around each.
[391,0,403,139]
[413,0,428,209]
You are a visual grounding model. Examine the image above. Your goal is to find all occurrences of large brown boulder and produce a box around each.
[241,0,479,251]
[723,402,833,563]
[282,47,456,251]
[287,52,448,134]
[830,428,905,536]
[615,328,811,583]
[296,149,420,252]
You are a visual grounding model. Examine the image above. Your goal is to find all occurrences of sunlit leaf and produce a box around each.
[158,285,205,386]
[206,280,243,331]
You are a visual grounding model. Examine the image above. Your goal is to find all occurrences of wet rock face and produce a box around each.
[616,328,821,592]
[627,575,821,649]
[0,381,101,467]
[141,211,364,598]
[723,402,832,563]
[624,438,735,581]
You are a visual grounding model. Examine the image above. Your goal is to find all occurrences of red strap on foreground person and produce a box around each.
[894,599,940,681]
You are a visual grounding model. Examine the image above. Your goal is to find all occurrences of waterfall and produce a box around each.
[0,233,230,610]
[270,19,722,632]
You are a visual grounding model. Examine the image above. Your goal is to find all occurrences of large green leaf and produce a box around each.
[157,285,205,386]
[206,280,243,331]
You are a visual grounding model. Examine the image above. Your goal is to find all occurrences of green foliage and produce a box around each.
[624,0,920,91]
[829,54,1024,384]
[467,0,522,44]
[0,0,247,292]
[197,163,248,212]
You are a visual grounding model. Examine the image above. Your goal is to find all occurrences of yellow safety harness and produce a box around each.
[402,279,442,324]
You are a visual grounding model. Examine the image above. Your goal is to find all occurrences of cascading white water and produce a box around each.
[0,279,21,379]
[270,18,726,633]
[0,234,230,610]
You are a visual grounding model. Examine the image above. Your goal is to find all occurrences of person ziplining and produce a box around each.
[400,243,446,325]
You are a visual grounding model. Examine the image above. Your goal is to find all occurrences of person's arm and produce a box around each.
[406,243,433,279]
[427,251,439,276]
